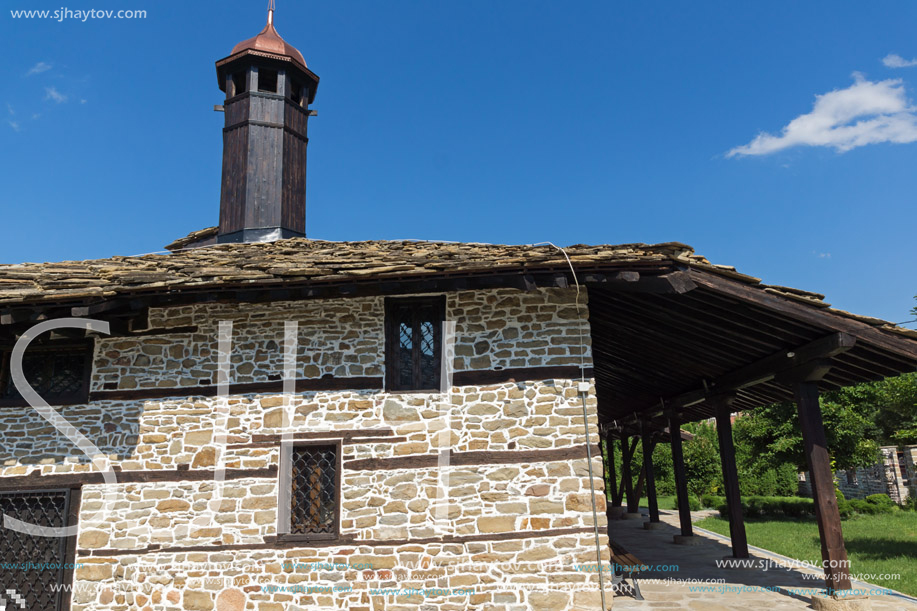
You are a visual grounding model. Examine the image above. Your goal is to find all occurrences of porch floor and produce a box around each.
[607,509,915,610]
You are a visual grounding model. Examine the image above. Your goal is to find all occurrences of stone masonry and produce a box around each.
[0,287,612,610]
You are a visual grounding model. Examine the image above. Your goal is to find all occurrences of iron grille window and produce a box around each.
[0,344,92,408]
[385,297,446,391]
[0,490,75,611]
[287,444,339,538]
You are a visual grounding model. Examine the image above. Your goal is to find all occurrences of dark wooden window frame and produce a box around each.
[384,296,446,392]
[0,341,93,408]
[276,439,342,543]
[60,486,81,611]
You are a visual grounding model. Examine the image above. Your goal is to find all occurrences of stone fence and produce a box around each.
[798,445,917,503]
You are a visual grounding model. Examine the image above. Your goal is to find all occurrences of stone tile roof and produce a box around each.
[0,235,913,339]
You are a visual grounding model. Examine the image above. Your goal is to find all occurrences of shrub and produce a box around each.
[713,495,816,519]
[865,493,895,508]
[903,495,917,512]
[847,499,895,515]
[687,494,701,511]
[701,494,725,509]
[837,499,854,519]
[780,497,815,518]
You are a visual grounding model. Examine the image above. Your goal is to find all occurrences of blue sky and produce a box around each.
[2,1,916,326]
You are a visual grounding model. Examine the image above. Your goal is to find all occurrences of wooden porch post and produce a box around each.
[714,395,749,559]
[633,464,647,503]
[606,431,621,508]
[621,437,638,515]
[641,420,661,527]
[669,412,694,538]
[795,381,852,592]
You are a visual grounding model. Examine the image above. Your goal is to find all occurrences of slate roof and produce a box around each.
[0,234,914,340]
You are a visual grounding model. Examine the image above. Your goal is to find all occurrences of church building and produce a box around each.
[0,6,914,611]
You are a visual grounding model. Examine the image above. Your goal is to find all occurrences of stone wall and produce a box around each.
[0,288,611,610]
[798,445,917,503]
[89,288,590,393]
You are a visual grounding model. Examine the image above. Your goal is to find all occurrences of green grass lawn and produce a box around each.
[656,494,678,510]
[610,494,680,509]
[695,512,917,597]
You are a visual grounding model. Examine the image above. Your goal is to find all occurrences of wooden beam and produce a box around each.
[0,310,33,325]
[345,445,598,472]
[775,358,833,385]
[0,466,278,491]
[71,300,131,317]
[651,270,697,294]
[642,421,660,524]
[795,381,852,592]
[714,395,748,559]
[582,271,640,284]
[1,268,615,326]
[662,332,856,412]
[689,269,917,361]
[587,270,696,295]
[453,365,594,386]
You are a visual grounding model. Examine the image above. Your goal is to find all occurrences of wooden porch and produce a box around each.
[586,267,917,601]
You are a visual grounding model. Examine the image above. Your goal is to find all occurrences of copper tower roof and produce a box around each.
[230,0,307,67]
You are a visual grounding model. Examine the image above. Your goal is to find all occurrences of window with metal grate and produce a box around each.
[279,442,341,540]
[0,344,92,408]
[0,489,76,611]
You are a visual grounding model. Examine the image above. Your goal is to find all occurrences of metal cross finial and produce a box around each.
[267,0,275,25]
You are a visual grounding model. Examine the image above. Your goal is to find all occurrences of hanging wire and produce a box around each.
[531,241,608,610]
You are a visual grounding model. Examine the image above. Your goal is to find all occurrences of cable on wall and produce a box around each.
[532,241,608,610]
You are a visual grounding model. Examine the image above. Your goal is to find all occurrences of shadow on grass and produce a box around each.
[844,538,917,561]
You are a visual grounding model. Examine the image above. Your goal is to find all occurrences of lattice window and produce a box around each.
[289,444,339,537]
[385,297,445,391]
[0,345,91,407]
[0,490,73,611]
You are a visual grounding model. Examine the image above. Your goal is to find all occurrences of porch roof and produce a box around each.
[589,270,917,435]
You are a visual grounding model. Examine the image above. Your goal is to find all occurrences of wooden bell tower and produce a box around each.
[214,2,320,243]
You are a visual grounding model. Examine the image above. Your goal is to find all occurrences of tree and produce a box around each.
[682,421,722,498]
[733,372,917,472]
[833,372,917,445]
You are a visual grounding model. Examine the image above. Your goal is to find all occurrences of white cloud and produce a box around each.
[882,54,917,68]
[44,86,67,103]
[6,103,13,115]
[8,120,20,132]
[26,62,52,76]
[728,74,917,157]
